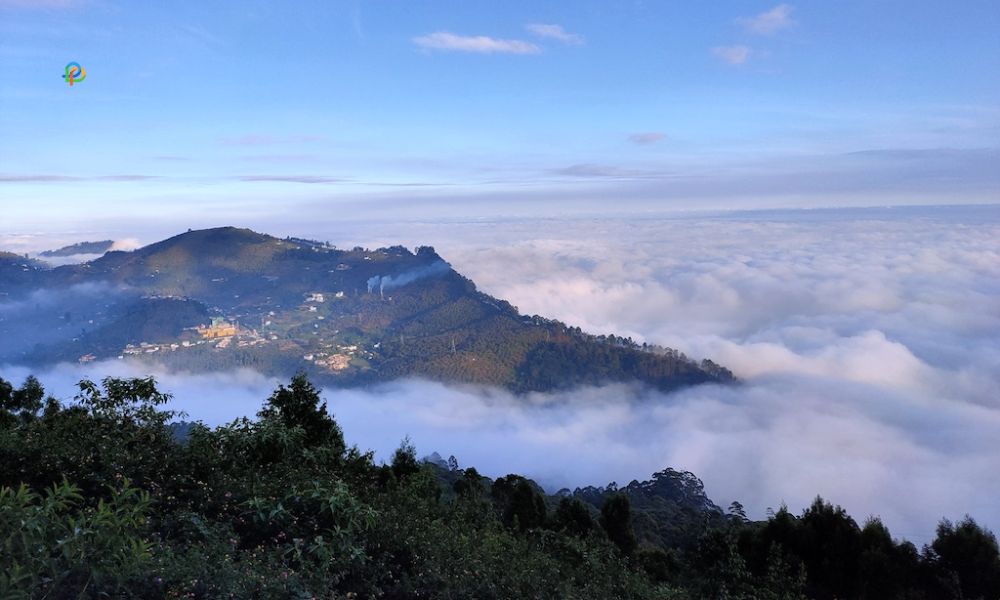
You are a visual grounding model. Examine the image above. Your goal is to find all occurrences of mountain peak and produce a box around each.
[138,226,276,254]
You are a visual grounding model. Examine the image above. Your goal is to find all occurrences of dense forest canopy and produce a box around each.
[2,373,998,599]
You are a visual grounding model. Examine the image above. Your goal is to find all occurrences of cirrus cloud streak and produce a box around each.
[413,31,541,55]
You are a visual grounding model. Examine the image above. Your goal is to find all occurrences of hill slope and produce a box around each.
[39,240,115,258]
[0,227,734,392]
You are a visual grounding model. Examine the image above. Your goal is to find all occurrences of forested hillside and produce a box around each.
[2,374,997,599]
[0,228,734,393]
[39,241,115,258]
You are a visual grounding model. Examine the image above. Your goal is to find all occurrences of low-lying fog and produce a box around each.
[3,205,999,545]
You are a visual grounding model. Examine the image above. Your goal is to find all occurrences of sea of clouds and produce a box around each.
[2,205,999,543]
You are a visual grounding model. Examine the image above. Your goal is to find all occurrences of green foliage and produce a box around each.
[0,480,152,598]
[0,376,180,499]
[0,375,46,427]
[575,468,726,550]
[554,497,597,538]
[390,437,421,481]
[928,516,1000,599]
[856,517,920,599]
[76,375,175,427]
[517,338,722,392]
[258,371,344,450]
[0,373,995,599]
[491,475,548,532]
[688,527,755,599]
[602,493,639,557]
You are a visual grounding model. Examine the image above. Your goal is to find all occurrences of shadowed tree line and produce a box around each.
[1,373,997,599]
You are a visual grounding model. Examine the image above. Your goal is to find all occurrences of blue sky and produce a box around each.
[1,0,998,232]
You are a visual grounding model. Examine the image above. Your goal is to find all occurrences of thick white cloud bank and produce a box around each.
[320,205,1000,542]
[3,205,999,544]
[430,207,1000,538]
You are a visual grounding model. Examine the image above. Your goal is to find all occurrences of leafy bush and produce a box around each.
[0,480,152,598]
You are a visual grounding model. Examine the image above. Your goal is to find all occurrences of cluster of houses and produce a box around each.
[118,315,269,358]
[106,290,372,369]
[304,291,346,312]
[196,316,239,339]
[307,353,352,371]
[303,344,356,370]
[123,340,191,356]
[301,340,373,372]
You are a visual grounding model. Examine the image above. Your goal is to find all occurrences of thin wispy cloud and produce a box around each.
[221,134,325,146]
[360,181,456,188]
[0,0,80,7]
[525,23,584,45]
[240,154,317,163]
[0,174,157,183]
[551,164,669,179]
[237,175,343,184]
[712,45,752,65]
[413,32,541,55]
[95,175,159,182]
[0,174,81,182]
[737,4,795,35]
[351,3,365,41]
[177,24,224,48]
[628,132,666,145]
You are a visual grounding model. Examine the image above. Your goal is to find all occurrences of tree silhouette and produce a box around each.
[601,493,638,557]
[258,371,343,450]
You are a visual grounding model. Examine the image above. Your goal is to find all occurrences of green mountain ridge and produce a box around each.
[0,227,734,393]
[39,240,115,258]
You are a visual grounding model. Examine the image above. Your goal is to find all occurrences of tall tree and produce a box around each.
[930,516,1000,600]
[601,493,638,557]
[258,372,343,450]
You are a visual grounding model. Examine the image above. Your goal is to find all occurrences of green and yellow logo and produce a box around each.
[62,62,86,86]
